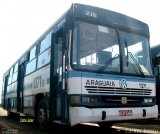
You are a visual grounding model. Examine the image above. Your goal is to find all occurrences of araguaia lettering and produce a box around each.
[85,79,115,87]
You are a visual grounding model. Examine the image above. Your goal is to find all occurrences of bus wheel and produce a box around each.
[7,110,11,117]
[37,99,48,130]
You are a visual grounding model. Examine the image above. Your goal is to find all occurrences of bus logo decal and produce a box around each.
[121,97,127,104]
[119,79,127,89]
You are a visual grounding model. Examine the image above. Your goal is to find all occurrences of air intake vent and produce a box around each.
[85,86,151,95]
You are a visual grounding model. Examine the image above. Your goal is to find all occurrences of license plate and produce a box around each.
[119,110,133,116]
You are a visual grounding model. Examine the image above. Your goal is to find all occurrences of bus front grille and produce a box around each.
[100,96,142,104]
[85,86,152,96]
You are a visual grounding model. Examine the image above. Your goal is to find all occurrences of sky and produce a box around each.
[0,0,160,102]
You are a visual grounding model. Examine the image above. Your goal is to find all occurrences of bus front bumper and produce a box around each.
[69,105,158,126]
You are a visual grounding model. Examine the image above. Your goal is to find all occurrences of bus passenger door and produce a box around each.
[50,28,67,122]
[17,61,26,113]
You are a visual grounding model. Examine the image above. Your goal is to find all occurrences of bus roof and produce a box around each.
[72,3,149,36]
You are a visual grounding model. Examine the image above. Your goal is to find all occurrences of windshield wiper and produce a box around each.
[125,40,129,67]
[96,54,119,73]
[128,52,145,76]
[124,40,144,76]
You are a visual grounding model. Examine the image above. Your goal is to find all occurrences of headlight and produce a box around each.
[144,98,153,103]
[82,97,98,103]
[71,96,81,104]
[70,96,99,105]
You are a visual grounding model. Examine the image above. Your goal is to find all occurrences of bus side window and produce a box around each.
[12,63,18,83]
[8,67,13,85]
[25,59,36,75]
[37,48,51,68]
[37,32,52,68]
[40,32,51,53]
[8,76,12,85]
[26,46,37,75]
[29,46,36,61]
[9,67,13,76]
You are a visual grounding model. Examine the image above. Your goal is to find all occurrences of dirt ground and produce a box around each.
[0,107,122,134]
[0,107,7,116]
[0,107,50,134]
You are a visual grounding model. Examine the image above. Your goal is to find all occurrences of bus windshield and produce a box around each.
[72,21,152,76]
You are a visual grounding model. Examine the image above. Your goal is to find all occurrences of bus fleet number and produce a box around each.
[33,76,44,88]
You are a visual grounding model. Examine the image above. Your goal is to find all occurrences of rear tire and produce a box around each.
[7,99,11,117]
[37,99,48,130]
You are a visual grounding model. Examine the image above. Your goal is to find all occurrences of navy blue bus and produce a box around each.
[151,44,160,114]
[1,3,158,128]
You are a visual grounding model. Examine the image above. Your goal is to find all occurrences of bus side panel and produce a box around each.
[23,65,50,116]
